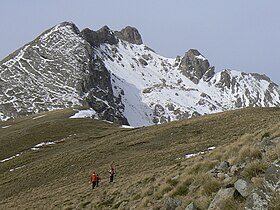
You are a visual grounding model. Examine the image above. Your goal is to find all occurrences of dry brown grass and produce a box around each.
[166,177,179,187]
[267,122,280,138]
[251,177,264,188]
[1,107,280,209]
[195,195,212,210]
[241,160,269,179]
[266,142,280,161]
[172,174,194,196]
[219,197,245,210]
[269,192,280,210]
[238,146,263,161]
[189,159,219,175]
[200,174,222,196]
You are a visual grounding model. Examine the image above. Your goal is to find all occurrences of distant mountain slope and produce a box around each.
[1,22,280,126]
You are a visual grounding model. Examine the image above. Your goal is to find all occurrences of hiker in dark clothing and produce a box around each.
[96,174,101,187]
[109,167,115,182]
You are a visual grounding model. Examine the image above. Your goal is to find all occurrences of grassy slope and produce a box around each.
[1,107,280,209]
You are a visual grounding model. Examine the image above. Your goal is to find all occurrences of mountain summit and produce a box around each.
[1,22,280,126]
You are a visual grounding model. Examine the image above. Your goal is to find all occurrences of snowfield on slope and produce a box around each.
[95,40,280,126]
[95,42,222,126]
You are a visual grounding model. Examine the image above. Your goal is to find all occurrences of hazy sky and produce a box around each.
[1,0,280,84]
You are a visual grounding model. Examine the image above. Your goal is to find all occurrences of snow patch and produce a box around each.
[0,113,11,122]
[176,146,216,160]
[10,165,26,172]
[185,153,200,159]
[31,141,55,150]
[208,146,216,150]
[1,125,11,129]
[121,125,134,129]
[0,153,22,163]
[103,120,113,124]
[32,115,46,120]
[70,109,96,119]
[195,55,206,61]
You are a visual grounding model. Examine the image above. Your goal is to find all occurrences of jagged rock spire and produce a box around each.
[80,25,119,47]
[58,23,142,46]
[115,26,143,45]
[179,49,215,84]
[80,25,143,47]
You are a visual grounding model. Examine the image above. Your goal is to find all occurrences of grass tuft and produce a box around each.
[238,146,262,161]
[269,192,280,210]
[166,178,179,187]
[266,142,280,161]
[200,174,222,196]
[172,174,194,196]
[220,198,244,210]
[241,160,268,179]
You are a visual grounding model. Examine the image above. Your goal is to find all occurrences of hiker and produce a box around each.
[90,171,98,189]
[109,167,115,183]
[96,174,101,187]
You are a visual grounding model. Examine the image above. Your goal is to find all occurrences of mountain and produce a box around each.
[1,21,280,126]
[1,108,280,209]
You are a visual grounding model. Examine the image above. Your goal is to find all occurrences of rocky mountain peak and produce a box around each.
[251,73,272,82]
[115,26,143,45]
[216,69,232,89]
[58,21,80,34]
[179,49,215,84]
[186,49,201,57]
[80,25,143,47]
[80,25,119,47]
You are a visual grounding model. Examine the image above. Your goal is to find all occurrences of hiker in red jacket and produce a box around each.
[90,171,98,189]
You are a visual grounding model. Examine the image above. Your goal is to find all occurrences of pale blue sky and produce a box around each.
[1,0,279,84]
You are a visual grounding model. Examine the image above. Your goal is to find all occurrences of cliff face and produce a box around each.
[1,22,280,126]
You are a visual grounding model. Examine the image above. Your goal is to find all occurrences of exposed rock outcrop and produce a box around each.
[162,197,182,210]
[115,26,143,45]
[179,49,215,84]
[234,179,253,197]
[205,136,280,210]
[85,56,128,124]
[80,26,119,47]
[185,202,198,210]
[208,187,237,210]
[244,158,280,210]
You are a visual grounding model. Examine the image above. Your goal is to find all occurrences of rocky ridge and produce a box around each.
[1,21,280,126]
[172,135,280,210]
